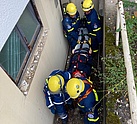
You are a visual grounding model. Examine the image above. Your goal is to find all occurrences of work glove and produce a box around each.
[43,78,49,93]
[43,83,47,94]
[50,106,56,114]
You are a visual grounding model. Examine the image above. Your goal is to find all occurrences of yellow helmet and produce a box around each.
[82,0,94,12]
[48,75,64,93]
[66,3,77,15]
[66,78,85,99]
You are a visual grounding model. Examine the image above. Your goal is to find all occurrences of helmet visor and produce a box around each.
[67,11,77,16]
[82,4,94,12]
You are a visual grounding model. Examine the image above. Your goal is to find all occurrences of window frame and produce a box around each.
[0,1,42,85]
[14,27,30,83]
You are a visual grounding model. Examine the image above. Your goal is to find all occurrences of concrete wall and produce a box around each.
[0,0,68,124]
[0,67,52,124]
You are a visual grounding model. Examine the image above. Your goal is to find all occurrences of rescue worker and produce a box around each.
[62,3,81,50]
[43,70,72,124]
[66,78,99,124]
[81,0,103,55]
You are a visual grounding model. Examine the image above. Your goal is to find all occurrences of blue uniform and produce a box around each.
[67,43,92,78]
[84,8,103,52]
[77,78,99,124]
[43,70,72,124]
[62,12,81,49]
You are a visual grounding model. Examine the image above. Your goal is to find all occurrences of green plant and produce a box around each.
[103,26,127,93]
[123,0,137,9]
[103,0,137,93]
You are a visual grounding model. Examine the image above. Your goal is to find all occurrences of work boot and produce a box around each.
[62,118,68,124]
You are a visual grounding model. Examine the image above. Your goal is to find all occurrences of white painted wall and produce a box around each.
[0,67,53,124]
[0,0,68,124]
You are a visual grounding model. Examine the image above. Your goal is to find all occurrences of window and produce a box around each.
[0,2,41,84]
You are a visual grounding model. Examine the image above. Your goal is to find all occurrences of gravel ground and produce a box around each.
[54,107,84,124]
[114,94,132,124]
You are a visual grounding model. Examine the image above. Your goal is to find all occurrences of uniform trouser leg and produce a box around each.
[68,38,77,50]
[62,118,68,124]
[58,113,68,124]
[91,36,99,53]
[56,103,68,124]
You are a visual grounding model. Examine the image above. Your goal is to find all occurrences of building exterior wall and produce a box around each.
[0,0,68,124]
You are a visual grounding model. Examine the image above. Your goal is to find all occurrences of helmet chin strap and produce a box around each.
[79,79,83,93]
